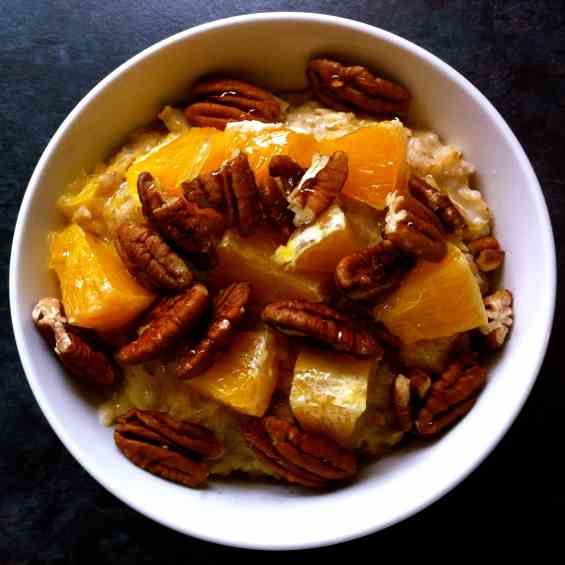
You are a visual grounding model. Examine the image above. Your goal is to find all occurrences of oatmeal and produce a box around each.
[407,130,491,239]
[34,57,513,490]
[286,100,377,140]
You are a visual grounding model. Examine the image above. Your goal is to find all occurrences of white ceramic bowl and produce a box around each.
[10,12,556,550]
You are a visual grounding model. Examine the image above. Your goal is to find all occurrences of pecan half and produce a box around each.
[258,177,295,238]
[269,155,306,191]
[392,370,432,432]
[184,78,282,130]
[32,298,119,386]
[138,172,226,265]
[384,190,447,262]
[241,416,357,488]
[115,222,193,291]
[262,300,382,357]
[116,284,209,365]
[335,239,415,301]
[177,282,252,379]
[480,289,513,350]
[468,236,505,272]
[182,153,261,236]
[257,155,304,237]
[114,409,224,487]
[414,362,487,438]
[307,58,410,118]
[408,175,466,233]
[288,151,348,226]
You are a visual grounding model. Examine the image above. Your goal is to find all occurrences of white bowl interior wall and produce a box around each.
[10,13,555,549]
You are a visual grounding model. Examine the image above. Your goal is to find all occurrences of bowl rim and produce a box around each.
[10,11,557,550]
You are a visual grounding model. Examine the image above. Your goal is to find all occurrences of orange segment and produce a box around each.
[374,243,487,344]
[321,120,408,209]
[273,204,365,273]
[208,228,329,306]
[126,127,226,196]
[290,346,372,446]
[125,120,406,209]
[48,223,155,331]
[188,328,282,417]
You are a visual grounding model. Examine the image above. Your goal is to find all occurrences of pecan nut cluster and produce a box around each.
[392,369,432,432]
[268,155,306,191]
[114,409,224,487]
[288,151,349,226]
[257,155,305,237]
[184,78,282,130]
[115,222,194,291]
[116,284,210,365]
[392,360,487,437]
[33,298,119,386]
[182,153,261,236]
[335,179,449,304]
[468,236,505,273]
[262,300,382,358]
[335,239,415,301]
[480,289,513,350]
[408,175,466,233]
[307,58,411,118]
[242,416,357,488]
[414,362,487,437]
[384,189,447,263]
[138,171,226,264]
[138,154,263,267]
[177,282,252,379]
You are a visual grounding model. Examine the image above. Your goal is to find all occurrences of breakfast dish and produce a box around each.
[33,58,513,489]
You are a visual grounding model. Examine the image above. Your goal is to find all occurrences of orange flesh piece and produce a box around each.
[319,122,408,209]
[126,127,225,196]
[290,346,372,446]
[48,223,155,331]
[208,228,329,306]
[374,243,487,344]
[188,328,282,417]
[273,204,365,273]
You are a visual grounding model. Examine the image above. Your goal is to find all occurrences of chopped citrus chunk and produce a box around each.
[209,228,329,305]
[374,243,487,344]
[188,328,282,416]
[126,127,226,196]
[290,346,372,446]
[320,120,408,209]
[273,204,365,273]
[48,224,155,331]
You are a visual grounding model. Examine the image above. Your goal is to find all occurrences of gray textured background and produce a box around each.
[1,0,563,561]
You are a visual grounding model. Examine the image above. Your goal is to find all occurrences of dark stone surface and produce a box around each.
[1,0,563,561]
